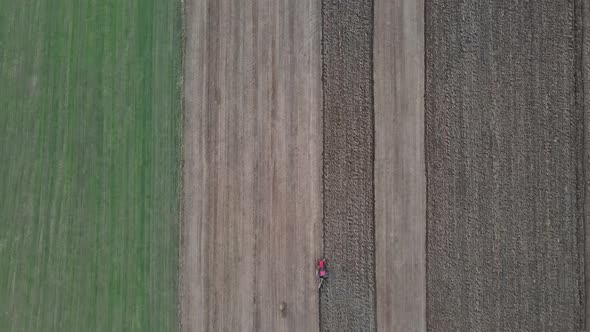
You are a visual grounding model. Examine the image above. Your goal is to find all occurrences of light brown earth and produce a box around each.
[374,0,425,331]
[180,0,322,331]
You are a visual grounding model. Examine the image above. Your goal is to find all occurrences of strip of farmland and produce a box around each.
[0,0,182,330]
[425,1,585,330]
[374,0,426,331]
[320,1,376,330]
[181,0,322,331]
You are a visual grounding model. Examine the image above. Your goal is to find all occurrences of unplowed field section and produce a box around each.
[374,0,425,331]
[0,1,182,330]
[181,0,322,331]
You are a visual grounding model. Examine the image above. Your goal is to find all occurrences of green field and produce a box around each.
[0,0,182,330]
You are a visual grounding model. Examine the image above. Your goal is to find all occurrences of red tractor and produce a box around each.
[317,259,328,289]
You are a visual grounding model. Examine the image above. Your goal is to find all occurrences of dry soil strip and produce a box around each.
[320,1,376,330]
[374,0,426,331]
[181,0,322,330]
[426,1,585,330]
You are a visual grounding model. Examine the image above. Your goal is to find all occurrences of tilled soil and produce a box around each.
[584,0,590,325]
[320,1,376,331]
[425,1,586,330]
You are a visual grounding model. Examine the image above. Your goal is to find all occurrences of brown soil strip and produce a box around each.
[426,1,585,329]
[181,1,322,330]
[320,1,376,330]
[374,0,426,331]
